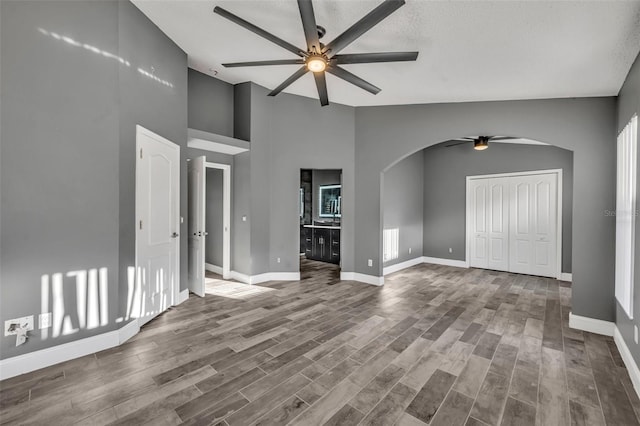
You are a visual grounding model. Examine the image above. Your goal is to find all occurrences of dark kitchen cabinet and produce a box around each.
[303,227,340,264]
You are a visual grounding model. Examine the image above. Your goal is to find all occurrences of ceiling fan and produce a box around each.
[446,136,519,151]
[213,0,419,106]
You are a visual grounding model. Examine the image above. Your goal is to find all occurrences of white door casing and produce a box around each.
[205,162,231,280]
[188,156,206,297]
[135,126,180,326]
[466,169,562,279]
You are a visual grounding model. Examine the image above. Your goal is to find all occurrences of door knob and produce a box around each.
[172,232,179,238]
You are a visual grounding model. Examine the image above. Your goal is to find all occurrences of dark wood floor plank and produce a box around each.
[406,369,457,424]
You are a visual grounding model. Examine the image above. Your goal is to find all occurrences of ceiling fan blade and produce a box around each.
[297,0,320,53]
[322,0,405,57]
[214,6,305,57]
[334,51,418,64]
[268,66,309,97]
[222,59,305,68]
[313,72,329,106]
[489,136,518,141]
[327,66,380,94]
[446,141,471,147]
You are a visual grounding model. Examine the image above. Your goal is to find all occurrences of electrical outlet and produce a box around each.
[39,313,52,329]
[277,257,281,263]
[4,316,34,336]
[635,325,638,344]
[408,247,412,254]
[449,247,453,253]
[367,259,373,267]
[242,215,247,222]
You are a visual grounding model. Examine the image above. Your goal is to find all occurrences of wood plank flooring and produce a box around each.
[1,259,639,425]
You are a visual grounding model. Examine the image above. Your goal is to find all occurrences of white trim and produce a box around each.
[465,168,563,280]
[383,257,424,275]
[187,128,250,155]
[614,327,640,401]
[340,272,385,286]
[250,272,301,284]
[568,312,615,336]
[229,270,251,284]
[0,322,141,381]
[118,320,140,344]
[205,263,223,275]
[204,162,232,280]
[178,289,189,305]
[422,256,469,268]
[559,272,573,282]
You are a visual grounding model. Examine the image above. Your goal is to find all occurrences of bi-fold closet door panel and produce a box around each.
[469,178,509,272]
[469,173,558,278]
[509,174,557,278]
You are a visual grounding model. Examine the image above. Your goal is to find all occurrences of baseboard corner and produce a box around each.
[568,312,615,336]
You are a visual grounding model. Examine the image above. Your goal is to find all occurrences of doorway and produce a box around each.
[466,169,562,278]
[135,125,180,326]
[188,156,231,297]
[299,169,342,283]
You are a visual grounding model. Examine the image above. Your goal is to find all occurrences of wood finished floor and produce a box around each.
[1,259,639,426]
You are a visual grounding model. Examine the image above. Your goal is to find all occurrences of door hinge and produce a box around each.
[139,220,143,230]
[140,148,143,159]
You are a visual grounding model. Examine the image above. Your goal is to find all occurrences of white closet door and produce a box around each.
[469,180,489,268]
[509,174,557,277]
[487,178,509,271]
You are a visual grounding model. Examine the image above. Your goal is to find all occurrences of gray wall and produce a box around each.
[616,50,640,365]
[1,1,120,358]
[0,0,189,359]
[246,84,356,274]
[382,150,424,268]
[312,169,342,223]
[205,168,224,267]
[188,68,234,137]
[355,98,616,322]
[117,0,188,312]
[422,142,573,273]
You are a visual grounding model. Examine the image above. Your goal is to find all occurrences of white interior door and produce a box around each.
[487,178,509,271]
[136,126,180,326]
[188,156,206,297]
[509,173,557,277]
[469,180,489,268]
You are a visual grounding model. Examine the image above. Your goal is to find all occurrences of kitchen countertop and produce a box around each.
[303,225,341,229]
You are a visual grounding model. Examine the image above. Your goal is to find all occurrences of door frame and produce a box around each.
[135,125,180,321]
[204,161,231,279]
[465,168,563,279]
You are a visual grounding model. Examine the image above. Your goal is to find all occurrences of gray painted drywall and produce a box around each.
[422,143,573,273]
[118,0,188,320]
[312,169,342,223]
[615,50,640,366]
[0,0,120,358]
[382,150,424,268]
[355,98,616,322]
[205,168,224,267]
[188,68,234,137]
[246,84,356,274]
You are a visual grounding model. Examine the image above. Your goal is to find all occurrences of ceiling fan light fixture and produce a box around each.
[306,56,327,73]
[474,138,489,150]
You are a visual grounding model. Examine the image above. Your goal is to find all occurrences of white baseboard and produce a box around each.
[251,272,300,284]
[340,272,384,286]
[614,327,640,401]
[177,289,189,305]
[559,272,573,282]
[0,320,141,381]
[422,256,469,268]
[118,320,140,344]
[205,263,223,275]
[229,270,251,284]
[569,312,615,336]
[383,257,424,276]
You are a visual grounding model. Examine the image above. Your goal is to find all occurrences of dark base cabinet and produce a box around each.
[303,226,340,264]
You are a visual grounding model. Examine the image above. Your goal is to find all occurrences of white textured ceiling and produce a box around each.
[132,0,640,107]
